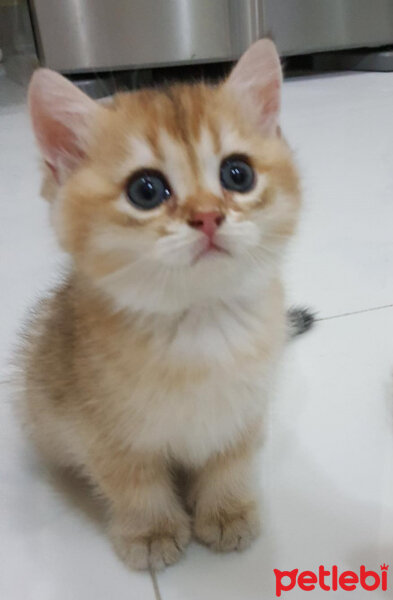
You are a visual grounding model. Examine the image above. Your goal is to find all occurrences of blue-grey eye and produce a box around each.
[126,170,171,210]
[220,156,255,193]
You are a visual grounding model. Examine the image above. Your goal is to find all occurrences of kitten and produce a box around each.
[21,39,303,570]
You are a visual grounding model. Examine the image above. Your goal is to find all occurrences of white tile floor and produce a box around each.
[1,70,393,599]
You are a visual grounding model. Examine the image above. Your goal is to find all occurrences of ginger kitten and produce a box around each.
[22,40,301,570]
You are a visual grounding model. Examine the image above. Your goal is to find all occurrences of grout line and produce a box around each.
[149,567,163,600]
[314,302,393,322]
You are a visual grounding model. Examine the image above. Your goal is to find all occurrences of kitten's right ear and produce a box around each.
[224,39,282,136]
[28,69,100,181]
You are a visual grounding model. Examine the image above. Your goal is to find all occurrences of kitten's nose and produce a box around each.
[188,211,225,238]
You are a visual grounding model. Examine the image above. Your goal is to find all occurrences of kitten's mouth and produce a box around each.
[193,240,230,264]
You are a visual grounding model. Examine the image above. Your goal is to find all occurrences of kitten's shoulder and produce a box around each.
[19,275,77,391]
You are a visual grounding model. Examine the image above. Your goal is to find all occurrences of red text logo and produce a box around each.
[274,564,389,596]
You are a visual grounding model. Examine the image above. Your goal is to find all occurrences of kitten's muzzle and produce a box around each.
[189,211,230,264]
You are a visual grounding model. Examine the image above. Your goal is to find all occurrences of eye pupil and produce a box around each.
[139,179,155,201]
[230,166,245,185]
[126,171,171,210]
[220,156,255,193]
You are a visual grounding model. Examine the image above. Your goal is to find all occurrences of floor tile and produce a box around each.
[282,72,393,317]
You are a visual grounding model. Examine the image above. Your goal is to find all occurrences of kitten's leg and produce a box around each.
[189,430,261,552]
[89,452,190,570]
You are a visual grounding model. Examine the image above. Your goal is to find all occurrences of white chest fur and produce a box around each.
[131,370,269,466]
[116,295,283,467]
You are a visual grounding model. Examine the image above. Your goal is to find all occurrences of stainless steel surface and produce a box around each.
[29,0,393,73]
[264,0,393,56]
[0,0,37,84]
[29,0,260,72]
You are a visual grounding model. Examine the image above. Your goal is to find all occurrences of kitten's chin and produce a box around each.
[94,252,273,317]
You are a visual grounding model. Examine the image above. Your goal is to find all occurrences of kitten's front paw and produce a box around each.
[110,518,191,571]
[194,503,260,552]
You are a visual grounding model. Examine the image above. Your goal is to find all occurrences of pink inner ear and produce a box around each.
[226,39,282,136]
[254,78,281,134]
[44,160,58,182]
[28,68,98,178]
[33,107,85,172]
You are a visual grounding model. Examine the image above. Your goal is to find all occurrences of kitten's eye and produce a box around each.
[220,156,255,193]
[126,170,171,210]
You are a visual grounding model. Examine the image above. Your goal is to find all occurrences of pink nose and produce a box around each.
[188,211,225,239]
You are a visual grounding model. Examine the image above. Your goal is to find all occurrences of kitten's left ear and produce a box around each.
[225,39,282,136]
[28,68,101,182]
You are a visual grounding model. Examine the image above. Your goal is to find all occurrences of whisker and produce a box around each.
[244,246,279,270]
